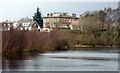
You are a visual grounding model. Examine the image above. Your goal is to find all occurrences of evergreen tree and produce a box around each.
[33,7,43,27]
[99,10,106,25]
[98,10,107,29]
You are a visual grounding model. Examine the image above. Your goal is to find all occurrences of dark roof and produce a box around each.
[2,21,15,24]
[43,16,79,19]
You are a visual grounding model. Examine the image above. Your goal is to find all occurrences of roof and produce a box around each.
[43,13,79,19]
[17,18,40,27]
[43,17,79,19]
[70,21,79,25]
[17,18,34,24]
[2,20,15,24]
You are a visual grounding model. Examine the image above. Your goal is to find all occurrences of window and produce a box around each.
[65,19,67,22]
[46,19,47,22]
[23,23,29,26]
[71,19,73,22]
[69,20,71,22]
[55,19,57,22]
[8,24,10,26]
[4,24,6,26]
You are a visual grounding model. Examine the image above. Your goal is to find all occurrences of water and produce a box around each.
[2,48,118,71]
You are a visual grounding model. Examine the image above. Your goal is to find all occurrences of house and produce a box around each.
[69,21,80,30]
[17,17,40,31]
[1,20,16,31]
[43,12,79,29]
[1,18,41,31]
[32,21,41,31]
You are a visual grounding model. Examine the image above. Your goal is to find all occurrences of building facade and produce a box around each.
[43,12,79,28]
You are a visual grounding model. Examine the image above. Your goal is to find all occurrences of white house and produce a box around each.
[1,18,41,31]
[17,17,41,31]
[1,20,15,31]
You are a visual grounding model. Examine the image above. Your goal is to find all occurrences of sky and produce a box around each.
[0,0,119,22]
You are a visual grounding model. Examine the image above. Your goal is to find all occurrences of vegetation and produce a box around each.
[33,7,43,27]
[75,10,119,47]
[98,10,107,27]
[2,26,119,54]
[2,29,75,53]
[117,23,120,47]
[74,27,118,47]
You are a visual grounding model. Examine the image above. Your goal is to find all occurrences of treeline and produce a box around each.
[75,10,120,47]
[74,26,119,47]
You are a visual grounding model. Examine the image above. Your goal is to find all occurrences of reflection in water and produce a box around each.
[52,56,117,61]
[2,48,118,71]
[2,52,38,71]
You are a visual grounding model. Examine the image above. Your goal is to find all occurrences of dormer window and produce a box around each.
[23,23,30,26]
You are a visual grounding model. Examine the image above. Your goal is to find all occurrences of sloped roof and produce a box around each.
[17,17,34,24]
[2,20,15,24]
[43,13,79,19]
[70,21,79,25]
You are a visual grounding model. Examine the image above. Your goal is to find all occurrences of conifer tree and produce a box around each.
[33,7,43,27]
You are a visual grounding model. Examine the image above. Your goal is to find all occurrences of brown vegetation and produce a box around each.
[2,26,119,54]
[2,29,75,53]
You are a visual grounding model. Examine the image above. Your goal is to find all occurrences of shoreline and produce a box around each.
[75,45,118,48]
[2,45,119,56]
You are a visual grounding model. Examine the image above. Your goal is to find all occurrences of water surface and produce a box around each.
[2,48,118,71]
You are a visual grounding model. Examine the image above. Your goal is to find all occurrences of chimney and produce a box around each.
[51,13,53,17]
[47,13,49,17]
[63,13,66,16]
[6,20,8,22]
[72,13,76,18]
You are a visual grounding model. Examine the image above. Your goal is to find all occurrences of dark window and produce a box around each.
[65,19,67,22]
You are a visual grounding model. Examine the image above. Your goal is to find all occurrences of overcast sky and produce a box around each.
[0,0,119,22]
